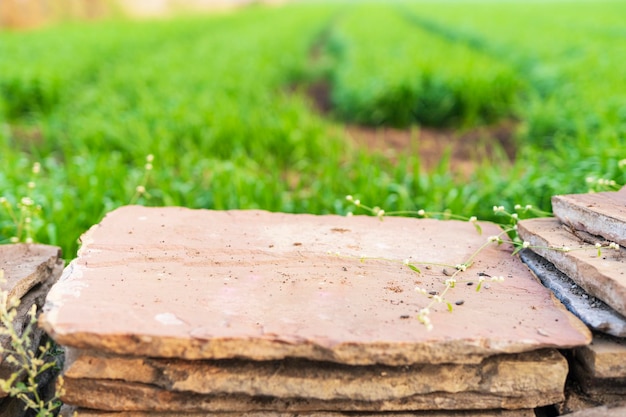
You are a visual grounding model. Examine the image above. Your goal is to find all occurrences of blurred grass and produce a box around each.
[1,1,625,260]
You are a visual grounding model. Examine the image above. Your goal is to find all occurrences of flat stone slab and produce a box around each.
[570,359,626,395]
[61,374,564,412]
[574,334,626,378]
[59,406,535,417]
[0,243,63,302]
[552,186,626,247]
[519,250,626,337]
[41,206,590,365]
[63,348,566,402]
[517,218,626,317]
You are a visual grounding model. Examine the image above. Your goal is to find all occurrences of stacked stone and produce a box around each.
[518,186,626,413]
[0,244,64,417]
[41,206,592,417]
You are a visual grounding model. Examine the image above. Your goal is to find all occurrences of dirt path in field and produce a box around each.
[305,80,517,176]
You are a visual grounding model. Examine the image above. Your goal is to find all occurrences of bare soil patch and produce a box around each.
[304,79,517,176]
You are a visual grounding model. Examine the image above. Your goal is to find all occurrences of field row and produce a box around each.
[1,1,625,258]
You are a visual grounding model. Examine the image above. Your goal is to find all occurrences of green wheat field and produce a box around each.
[1,0,625,259]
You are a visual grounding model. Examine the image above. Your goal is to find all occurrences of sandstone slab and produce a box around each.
[569,359,626,395]
[574,334,626,378]
[63,348,566,401]
[0,244,63,302]
[517,218,626,317]
[61,374,565,412]
[552,186,626,247]
[59,406,535,417]
[519,250,626,337]
[41,207,590,365]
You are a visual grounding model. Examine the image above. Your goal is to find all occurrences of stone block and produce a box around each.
[41,207,590,366]
[569,359,626,396]
[517,218,626,317]
[519,250,626,337]
[552,186,626,247]
[63,348,567,402]
[574,333,626,378]
[0,243,63,302]
[60,372,564,412]
[59,405,536,417]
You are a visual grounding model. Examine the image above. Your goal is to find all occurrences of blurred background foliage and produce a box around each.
[1,0,625,259]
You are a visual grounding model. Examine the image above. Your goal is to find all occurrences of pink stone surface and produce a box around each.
[552,186,626,247]
[41,206,590,365]
[0,243,63,300]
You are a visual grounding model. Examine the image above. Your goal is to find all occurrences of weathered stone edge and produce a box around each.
[519,250,626,337]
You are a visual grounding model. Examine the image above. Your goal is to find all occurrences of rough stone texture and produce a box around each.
[0,244,63,400]
[517,217,626,317]
[552,186,626,247]
[0,243,63,302]
[41,207,590,366]
[59,406,536,417]
[63,348,567,401]
[574,334,626,378]
[561,403,626,417]
[519,250,626,337]
[569,359,626,395]
[60,375,564,412]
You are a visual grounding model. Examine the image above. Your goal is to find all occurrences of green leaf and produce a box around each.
[473,223,482,235]
[446,302,453,312]
[407,264,421,274]
[476,282,482,292]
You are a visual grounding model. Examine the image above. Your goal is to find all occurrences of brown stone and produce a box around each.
[574,334,626,378]
[59,405,535,417]
[570,359,626,395]
[61,374,563,412]
[63,348,567,402]
[517,218,626,317]
[552,186,626,247]
[41,207,590,365]
[0,243,63,302]
[0,244,63,398]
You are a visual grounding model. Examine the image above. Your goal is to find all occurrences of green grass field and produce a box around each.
[1,1,625,260]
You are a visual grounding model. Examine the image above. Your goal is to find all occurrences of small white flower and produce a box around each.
[346,212,353,217]
[619,159,626,169]
[511,213,518,219]
[32,162,41,174]
[490,276,505,282]
[136,185,146,194]
[145,163,153,171]
[377,209,385,218]
[27,181,36,189]
[9,237,19,243]
[595,243,602,249]
[403,259,410,265]
[514,204,522,210]
[525,204,533,210]
[562,246,571,252]
[345,195,354,202]
[354,199,361,206]
[444,278,457,287]
[433,295,443,303]
[455,264,467,272]
[522,241,530,248]
[417,209,425,216]
[468,216,477,222]
[609,242,620,250]
[20,197,34,206]
[146,154,154,162]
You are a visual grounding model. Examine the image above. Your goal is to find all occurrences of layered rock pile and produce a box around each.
[518,186,626,413]
[41,206,592,416]
[0,244,64,417]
